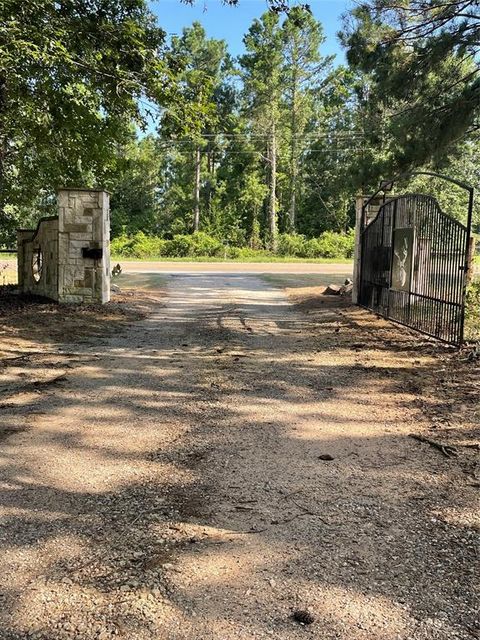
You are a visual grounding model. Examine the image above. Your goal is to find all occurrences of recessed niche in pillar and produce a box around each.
[32,246,43,283]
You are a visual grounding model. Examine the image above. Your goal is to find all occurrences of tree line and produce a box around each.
[1,1,478,249]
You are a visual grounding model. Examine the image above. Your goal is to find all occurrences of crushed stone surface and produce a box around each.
[0,274,478,640]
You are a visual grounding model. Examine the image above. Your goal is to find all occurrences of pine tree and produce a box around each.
[160,23,230,232]
[281,7,330,231]
[240,12,284,249]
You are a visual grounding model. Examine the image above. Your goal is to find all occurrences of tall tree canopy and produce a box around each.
[0,0,168,241]
[2,2,478,247]
[341,0,480,174]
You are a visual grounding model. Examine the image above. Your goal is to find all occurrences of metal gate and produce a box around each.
[359,173,474,345]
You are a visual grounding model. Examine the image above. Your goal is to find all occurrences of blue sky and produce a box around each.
[149,0,352,64]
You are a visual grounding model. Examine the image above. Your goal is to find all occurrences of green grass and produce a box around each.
[111,255,354,264]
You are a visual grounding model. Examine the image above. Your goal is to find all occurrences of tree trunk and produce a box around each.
[207,145,215,218]
[268,123,277,251]
[0,70,8,243]
[193,146,201,232]
[0,70,7,196]
[289,67,298,232]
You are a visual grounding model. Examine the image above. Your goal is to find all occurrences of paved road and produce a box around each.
[118,260,354,275]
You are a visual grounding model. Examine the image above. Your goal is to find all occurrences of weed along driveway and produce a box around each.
[0,273,478,640]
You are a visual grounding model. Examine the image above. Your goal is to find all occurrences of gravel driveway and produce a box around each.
[0,274,477,640]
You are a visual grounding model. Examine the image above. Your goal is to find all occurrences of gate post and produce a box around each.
[57,187,111,304]
[466,236,476,285]
[352,194,364,305]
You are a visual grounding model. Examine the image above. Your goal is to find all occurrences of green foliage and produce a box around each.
[110,232,167,259]
[277,233,307,257]
[465,279,480,343]
[110,136,164,237]
[5,4,478,252]
[0,0,168,244]
[341,0,480,174]
[276,230,356,259]
[164,233,224,258]
[304,229,355,259]
[110,230,354,260]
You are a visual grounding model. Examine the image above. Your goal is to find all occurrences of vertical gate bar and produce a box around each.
[442,212,450,339]
[441,214,447,341]
[454,224,463,343]
[456,224,466,342]
[459,187,474,344]
[359,197,366,307]
[417,201,426,327]
[455,225,462,343]
[420,197,427,332]
[455,225,463,342]
[388,199,398,319]
[408,197,414,328]
[437,205,445,340]
[447,221,454,343]
[447,223,454,343]
[422,197,430,334]
[440,214,448,340]
[427,197,433,335]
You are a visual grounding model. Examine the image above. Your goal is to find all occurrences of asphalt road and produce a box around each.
[118,260,354,275]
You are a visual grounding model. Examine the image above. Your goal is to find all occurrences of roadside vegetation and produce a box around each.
[1,2,478,252]
[465,278,480,342]
[111,230,355,260]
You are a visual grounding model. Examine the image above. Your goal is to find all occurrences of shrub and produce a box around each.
[163,234,193,257]
[110,234,132,257]
[110,229,355,260]
[277,233,307,257]
[465,278,480,342]
[164,233,224,258]
[131,233,166,258]
[111,232,166,258]
[189,232,224,257]
[304,230,355,259]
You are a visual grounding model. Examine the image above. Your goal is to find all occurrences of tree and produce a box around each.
[300,67,363,234]
[0,0,168,244]
[160,23,230,232]
[281,7,331,231]
[240,12,284,249]
[341,0,480,172]
[109,135,164,238]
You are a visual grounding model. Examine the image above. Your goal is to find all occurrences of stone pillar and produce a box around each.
[17,230,33,290]
[352,194,364,305]
[57,188,110,304]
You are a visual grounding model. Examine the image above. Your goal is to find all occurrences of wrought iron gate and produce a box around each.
[359,174,474,345]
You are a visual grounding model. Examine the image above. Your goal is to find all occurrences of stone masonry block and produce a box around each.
[84,269,94,289]
[57,192,69,208]
[69,234,93,244]
[61,295,83,304]
[63,223,89,233]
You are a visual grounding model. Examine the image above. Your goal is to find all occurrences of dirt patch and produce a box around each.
[287,284,480,468]
[285,284,350,311]
[0,274,478,640]
[0,289,163,356]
